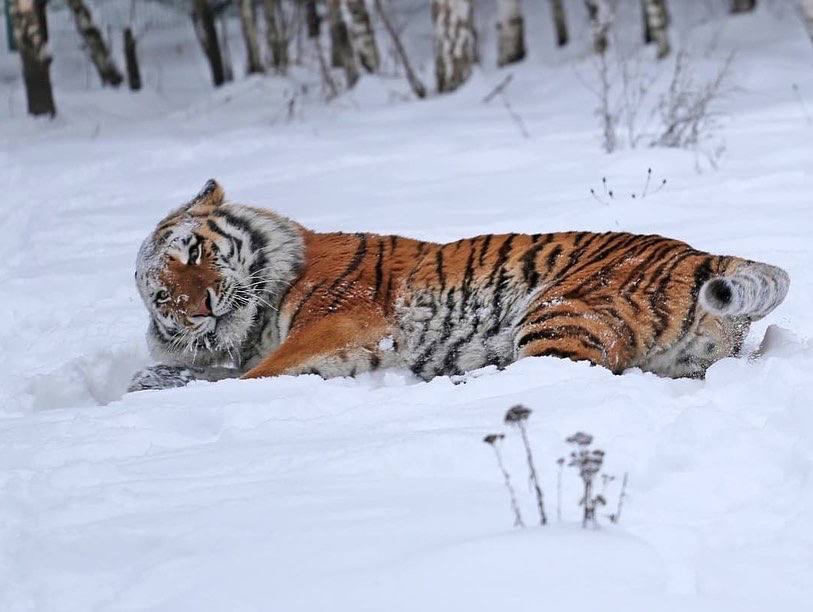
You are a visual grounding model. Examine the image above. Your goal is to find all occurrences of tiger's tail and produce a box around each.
[700,260,790,320]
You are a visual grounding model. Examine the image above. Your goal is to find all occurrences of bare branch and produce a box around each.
[373,0,427,99]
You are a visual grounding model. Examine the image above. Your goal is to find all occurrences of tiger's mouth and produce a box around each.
[181,282,237,330]
[186,303,236,336]
[179,291,256,355]
[182,318,233,354]
[186,314,218,337]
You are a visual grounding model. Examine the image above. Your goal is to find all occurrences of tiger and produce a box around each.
[128,179,790,392]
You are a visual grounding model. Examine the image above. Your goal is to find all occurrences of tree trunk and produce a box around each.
[372,0,426,98]
[802,0,813,46]
[641,0,652,43]
[34,0,48,41]
[305,0,320,38]
[496,0,525,66]
[328,0,344,67]
[238,0,265,74]
[432,0,476,94]
[548,0,568,47]
[643,0,669,59]
[584,0,610,55]
[66,0,123,87]
[344,0,379,73]
[263,0,289,72]
[9,0,56,116]
[731,0,756,13]
[292,0,303,61]
[327,0,359,86]
[191,0,225,86]
[219,13,235,82]
[123,27,141,91]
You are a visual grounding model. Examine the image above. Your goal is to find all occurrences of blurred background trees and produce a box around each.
[4,0,808,120]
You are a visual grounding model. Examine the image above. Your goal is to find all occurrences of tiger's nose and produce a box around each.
[189,289,214,318]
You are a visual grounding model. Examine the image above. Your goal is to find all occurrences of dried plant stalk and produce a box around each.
[505,406,547,525]
[484,434,525,528]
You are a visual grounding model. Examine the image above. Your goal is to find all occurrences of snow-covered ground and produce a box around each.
[2,2,813,610]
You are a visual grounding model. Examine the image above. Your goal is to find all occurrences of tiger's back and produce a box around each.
[277,229,789,380]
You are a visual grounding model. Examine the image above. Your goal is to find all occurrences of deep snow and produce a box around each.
[1,2,813,610]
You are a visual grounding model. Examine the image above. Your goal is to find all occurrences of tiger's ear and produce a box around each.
[189,179,225,209]
[154,179,226,233]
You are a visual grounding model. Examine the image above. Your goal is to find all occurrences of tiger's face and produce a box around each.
[135,180,303,367]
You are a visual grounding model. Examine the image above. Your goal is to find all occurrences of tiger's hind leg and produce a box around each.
[514,298,638,374]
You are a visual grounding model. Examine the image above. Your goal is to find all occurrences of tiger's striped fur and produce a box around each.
[129,180,789,391]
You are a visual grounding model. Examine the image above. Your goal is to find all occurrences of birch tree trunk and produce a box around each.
[262,0,288,72]
[584,0,610,55]
[219,13,235,82]
[66,0,123,86]
[328,0,345,67]
[238,0,264,74]
[9,0,56,116]
[432,0,476,94]
[802,0,813,45]
[327,0,359,87]
[549,0,568,47]
[496,0,525,67]
[344,0,379,73]
[643,0,669,59]
[191,0,225,86]
[731,0,756,13]
[123,27,141,91]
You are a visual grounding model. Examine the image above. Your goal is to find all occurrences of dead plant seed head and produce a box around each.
[566,431,606,529]
[566,432,593,446]
[504,404,532,424]
[483,433,506,445]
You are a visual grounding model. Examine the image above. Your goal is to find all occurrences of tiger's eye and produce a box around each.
[155,289,171,303]
[188,243,201,264]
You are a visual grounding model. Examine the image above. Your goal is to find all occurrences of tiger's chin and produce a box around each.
[147,302,259,368]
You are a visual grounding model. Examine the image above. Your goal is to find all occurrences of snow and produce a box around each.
[2,2,813,610]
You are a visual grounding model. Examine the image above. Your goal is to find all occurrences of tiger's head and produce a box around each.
[135,179,303,367]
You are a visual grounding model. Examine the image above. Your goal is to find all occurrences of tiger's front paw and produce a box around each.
[127,365,200,392]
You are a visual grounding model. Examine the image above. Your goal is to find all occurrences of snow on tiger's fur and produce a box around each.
[129,180,789,391]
